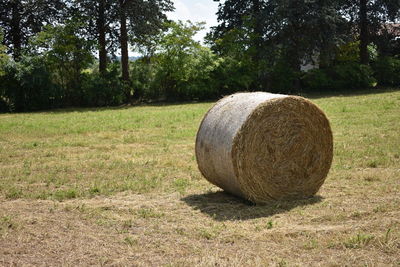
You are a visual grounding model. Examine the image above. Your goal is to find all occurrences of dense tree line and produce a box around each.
[208,0,400,92]
[0,0,400,112]
[0,0,173,111]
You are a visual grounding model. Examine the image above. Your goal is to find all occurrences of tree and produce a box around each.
[117,0,174,101]
[0,28,11,111]
[275,0,348,70]
[209,0,266,64]
[0,0,66,60]
[72,0,173,100]
[209,0,347,90]
[134,20,220,100]
[119,0,130,85]
[341,0,400,64]
[75,0,174,100]
[31,21,94,104]
[0,28,8,74]
[359,0,369,64]
[208,0,276,90]
[73,0,120,76]
[156,21,207,98]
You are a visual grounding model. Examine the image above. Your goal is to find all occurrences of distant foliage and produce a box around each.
[154,21,218,100]
[1,0,400,112]
[301,69,334,92]
[0,30,7,73]
[81,63,125,107]
[372,57,400,86]
[302,63,376,92]
[331,63,376,90]
[335,42,361,63]
[0,22,125,112]
[269,62,302,93]
[0,30,11,111]
[211,56,255,96]
[130,21,265,101]
[130,58,159,100]
[335,41,378,64]
[31,22,94,106]
[0,56,59,112]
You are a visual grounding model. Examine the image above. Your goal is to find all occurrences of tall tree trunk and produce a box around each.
[251,0,264,90]
[286,1,302,74]
[251,0,263,62]
[11,0,22,60]
[359,0,369,64]
[119,0,131,102]
[97,0,107,75]
[119,0,129,81]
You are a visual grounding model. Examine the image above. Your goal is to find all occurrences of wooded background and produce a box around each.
[0,0,399,112]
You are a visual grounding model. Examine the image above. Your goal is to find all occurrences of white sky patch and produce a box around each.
[167,0,220,43]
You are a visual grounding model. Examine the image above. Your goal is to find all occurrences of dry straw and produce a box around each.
[195,92,333,204]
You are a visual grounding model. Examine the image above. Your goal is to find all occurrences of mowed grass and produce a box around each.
[0,103,206,200]
[0,89,399,266]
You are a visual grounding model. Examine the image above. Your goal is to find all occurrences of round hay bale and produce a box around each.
[195,92,333,204]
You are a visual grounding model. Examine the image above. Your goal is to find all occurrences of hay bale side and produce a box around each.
[195,92,333,204]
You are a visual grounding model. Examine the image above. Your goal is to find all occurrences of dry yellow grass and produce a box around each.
[0,89,399,266]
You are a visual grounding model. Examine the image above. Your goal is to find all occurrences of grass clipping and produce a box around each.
[195,92,333,204]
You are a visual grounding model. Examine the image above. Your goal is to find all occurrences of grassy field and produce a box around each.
[0,89,399,266]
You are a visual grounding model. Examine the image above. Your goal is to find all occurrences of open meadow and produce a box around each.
[0,89,399,266]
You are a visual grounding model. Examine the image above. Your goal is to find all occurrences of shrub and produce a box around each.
[132,46,221,101]
[131,58,161,100]
[331,63,376,90]
[301,68,335,92]
[302,63,375,92]
[372,57,400,86]
[81,63,125,106]
[0,56,11,112]
[211,56,255,96]
[336,41,378,64]
[269,62,301,93]
[0,56,60,112]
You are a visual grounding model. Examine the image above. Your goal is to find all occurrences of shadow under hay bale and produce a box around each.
[181,191,323,221]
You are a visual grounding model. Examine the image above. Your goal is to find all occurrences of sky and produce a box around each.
[167,0,221,43]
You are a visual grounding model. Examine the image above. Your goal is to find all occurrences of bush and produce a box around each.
[131,46,221,102]
[335,41,378,64]
[0,56,60,112]
[372,57,400,86]
[0,57,125,112]
[269,62,301,93]
[158,47,220,101]
[133,21,222,101]
[172,47,220,100]
[331,63,376,90]
[211,56,255,96]
[130,58,161,100]
[302,63,375,92]
[0,53,12,112]
[301,68,334,92]
[81,63,125,106]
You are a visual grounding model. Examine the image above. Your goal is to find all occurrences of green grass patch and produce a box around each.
[0,89,399,201]
[344,233,375,249]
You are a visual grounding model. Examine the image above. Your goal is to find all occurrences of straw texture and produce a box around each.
[195,92,333,204]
